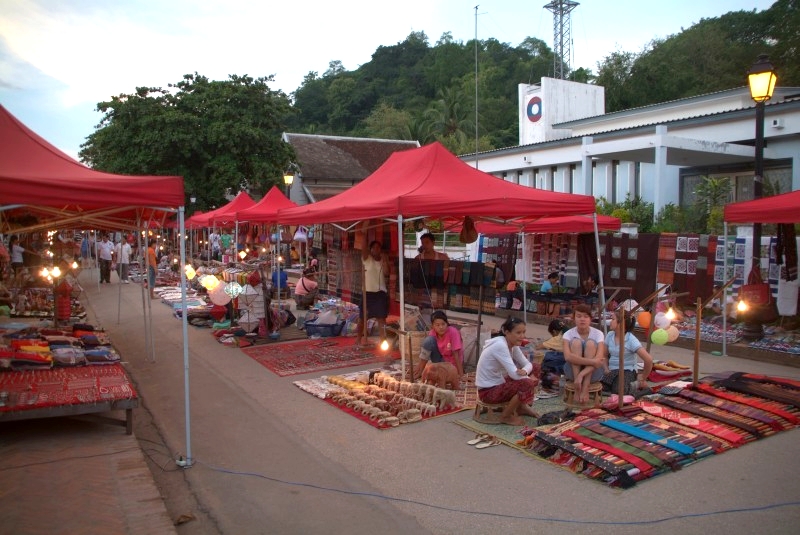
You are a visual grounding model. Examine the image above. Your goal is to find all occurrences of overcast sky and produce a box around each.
[0,0,773,159]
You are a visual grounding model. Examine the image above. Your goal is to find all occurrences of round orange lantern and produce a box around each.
[637,311,652,329]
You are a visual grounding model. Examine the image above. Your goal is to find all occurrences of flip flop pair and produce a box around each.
[467,433,492,445]
[466,434,502,448]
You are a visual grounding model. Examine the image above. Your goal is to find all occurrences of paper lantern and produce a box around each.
[238,311,259,332]
[240,284,261,306]
[620,299,639,312]
[637,311,652,329]
[208,282,231,306]
[209,304,227,322]
[247,270,261,287]
[654,312,670,330]
[667,325,680,343]
[651,328,669,345]
[224,281,243,298]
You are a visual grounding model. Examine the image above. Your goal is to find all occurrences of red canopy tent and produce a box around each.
[275,142,601,370]
[193,191,256,227]
[236,186,298,222]
[276,142,596,224]
[723,189,800,224]
[0,104,196,464]
[0,104,183,233]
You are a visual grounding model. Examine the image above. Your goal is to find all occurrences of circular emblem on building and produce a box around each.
[526,96,543,122]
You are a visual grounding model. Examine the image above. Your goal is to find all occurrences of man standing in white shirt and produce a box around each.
[98,233,115,284]
[356,240,390,347]
[115,235,132,283]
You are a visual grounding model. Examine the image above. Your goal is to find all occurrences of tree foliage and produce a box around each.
[80,74,295,210]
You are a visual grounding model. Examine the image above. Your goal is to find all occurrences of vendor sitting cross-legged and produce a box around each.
[413,310,464,382]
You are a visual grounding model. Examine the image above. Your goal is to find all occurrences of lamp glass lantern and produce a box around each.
[283,172,294,197]
[747,54,777,103]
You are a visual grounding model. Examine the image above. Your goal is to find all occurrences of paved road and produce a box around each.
[72,275,800,533]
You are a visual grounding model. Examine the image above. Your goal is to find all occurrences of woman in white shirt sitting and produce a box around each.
[475,317,539,426]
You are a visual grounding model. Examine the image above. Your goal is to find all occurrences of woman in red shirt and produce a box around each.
[414,310,464,380]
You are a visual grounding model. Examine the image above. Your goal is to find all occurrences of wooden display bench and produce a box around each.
[0,364,139,434]
[0,398,138,434]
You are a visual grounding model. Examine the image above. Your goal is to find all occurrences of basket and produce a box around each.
[305,320,345,338]
[406,330,427,367]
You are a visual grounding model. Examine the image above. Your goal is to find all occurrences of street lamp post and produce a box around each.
[283,172,294,199]
[743,54,777,341]
[747,54,777,263]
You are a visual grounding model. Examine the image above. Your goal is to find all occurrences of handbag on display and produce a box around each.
[293,225,308,242]
[739,267,771,306]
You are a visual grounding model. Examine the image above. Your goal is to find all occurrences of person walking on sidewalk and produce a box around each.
[146,239,158,299]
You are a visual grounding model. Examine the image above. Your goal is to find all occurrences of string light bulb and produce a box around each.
[380,339,390,352]
[665,307,676,321]
[737,299,748,313]
[51,266,61,278]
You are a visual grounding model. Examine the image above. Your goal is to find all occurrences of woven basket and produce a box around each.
[406,330,427,367]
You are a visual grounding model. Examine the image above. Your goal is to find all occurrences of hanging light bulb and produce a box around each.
[51,266,61,278]
[40,267,50,278]
[184,265,197,280]
[238,250,247,260]
[71,261,78,269]
[380,339,390,352]
[665,306,676,321]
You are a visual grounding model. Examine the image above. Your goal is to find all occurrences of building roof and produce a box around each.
[283,133,419,203]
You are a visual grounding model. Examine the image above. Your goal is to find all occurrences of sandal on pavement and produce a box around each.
[475,439,502,449]
[467,434,493,445]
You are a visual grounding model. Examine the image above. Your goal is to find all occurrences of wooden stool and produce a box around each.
[563,380,603,408]
[473,400,510,424]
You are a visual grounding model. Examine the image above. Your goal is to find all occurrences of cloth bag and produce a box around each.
[739,267,771,306]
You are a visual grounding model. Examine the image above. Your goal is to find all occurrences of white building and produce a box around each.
[461,78,800,216]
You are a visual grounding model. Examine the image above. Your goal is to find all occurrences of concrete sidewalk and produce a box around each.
[0,417,176,534]
[3,273,800,535]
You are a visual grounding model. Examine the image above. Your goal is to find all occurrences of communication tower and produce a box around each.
[543,0,579,79]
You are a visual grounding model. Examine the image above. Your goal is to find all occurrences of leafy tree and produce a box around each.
[594,51,640,112]
[80,73,295,211]
[764,0,800,86]
[362,102,414,140]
